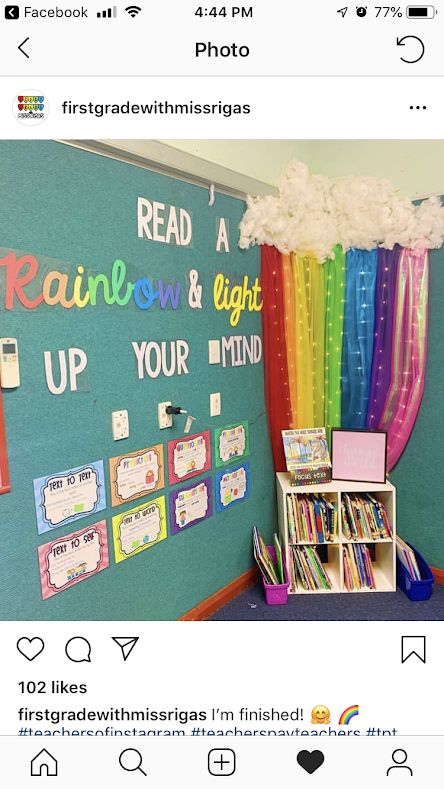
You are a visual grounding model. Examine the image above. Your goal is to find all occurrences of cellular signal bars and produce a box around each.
[97,6,117,18]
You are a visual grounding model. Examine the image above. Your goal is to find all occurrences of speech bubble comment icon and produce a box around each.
[65,636,92,663]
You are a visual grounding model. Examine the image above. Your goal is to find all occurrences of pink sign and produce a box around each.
[331,430,387,484]
[167,430,211,485]
[38,520,109,600]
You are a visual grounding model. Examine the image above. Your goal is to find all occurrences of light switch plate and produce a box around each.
[158,401,173,429]
[208,339,221,365]
[210,392,221,417]
[112,410,129,440]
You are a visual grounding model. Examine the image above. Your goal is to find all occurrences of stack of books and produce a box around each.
[343,544,376,590]
[341,493,391,541]
[253,527,285,585]
[287,493,337,544]
[396,535,422,581]
[290,545,333,591]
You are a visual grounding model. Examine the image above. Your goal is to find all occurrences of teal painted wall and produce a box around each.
[391,244,444,570]
[0,141,275,621]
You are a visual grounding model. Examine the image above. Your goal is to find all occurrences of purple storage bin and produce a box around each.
[262,545,290,605]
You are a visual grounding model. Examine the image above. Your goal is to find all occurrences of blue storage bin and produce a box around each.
[397,542,434,601]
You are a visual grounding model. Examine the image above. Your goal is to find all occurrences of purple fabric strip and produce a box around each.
[366,245,401,429]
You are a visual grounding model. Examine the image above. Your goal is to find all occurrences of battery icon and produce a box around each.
[406,5,436,17]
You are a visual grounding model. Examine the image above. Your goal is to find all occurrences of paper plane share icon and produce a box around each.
[111,637,139,661]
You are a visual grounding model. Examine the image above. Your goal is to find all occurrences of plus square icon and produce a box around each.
[208,749,236,777]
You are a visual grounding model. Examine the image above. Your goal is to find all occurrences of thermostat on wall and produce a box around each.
[0,338,20,388]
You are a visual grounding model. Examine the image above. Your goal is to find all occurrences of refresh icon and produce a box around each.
[397,35,425,63]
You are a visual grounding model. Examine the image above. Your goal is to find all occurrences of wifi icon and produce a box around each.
[125,4,141,16]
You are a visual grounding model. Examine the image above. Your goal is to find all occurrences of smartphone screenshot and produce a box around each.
[0,1,442,785]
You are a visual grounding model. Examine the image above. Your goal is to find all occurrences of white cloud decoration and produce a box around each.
[239,161,444,260]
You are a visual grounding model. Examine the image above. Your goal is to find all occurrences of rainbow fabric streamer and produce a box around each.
[261,245,429,473]
[338,705,359,725]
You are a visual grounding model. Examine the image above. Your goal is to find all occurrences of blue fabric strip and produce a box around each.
[341,248,378,428]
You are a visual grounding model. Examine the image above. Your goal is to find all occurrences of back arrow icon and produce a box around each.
[397,35,425,64]
[18,37,30,58]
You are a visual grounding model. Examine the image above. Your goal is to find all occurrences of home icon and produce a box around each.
[30,748,58,777]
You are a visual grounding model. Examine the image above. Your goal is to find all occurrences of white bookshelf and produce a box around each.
[276,473,396,595]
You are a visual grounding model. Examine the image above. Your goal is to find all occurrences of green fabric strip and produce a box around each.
[324,245,346,444]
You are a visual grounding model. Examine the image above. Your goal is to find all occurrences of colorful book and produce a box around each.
[253,527,286,586]
[274,532,285,584]
[290,545,333,591]
[287,493,337,544]
[282,427,332,486]
[341,493,391,541]
[343,544,375,590]
[396,535,421,581]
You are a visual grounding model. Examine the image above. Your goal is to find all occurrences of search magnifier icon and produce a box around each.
[119,748,147,777]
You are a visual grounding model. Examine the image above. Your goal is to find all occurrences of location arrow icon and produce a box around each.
[112,637,139,661]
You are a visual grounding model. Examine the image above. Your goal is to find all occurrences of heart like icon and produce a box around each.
[297,750,325,774]
[17,637,45,661]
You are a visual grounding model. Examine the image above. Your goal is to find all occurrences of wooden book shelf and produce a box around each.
[276,473,396,595]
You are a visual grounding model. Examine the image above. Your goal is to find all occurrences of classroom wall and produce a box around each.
[306,140,444,199]
[390,243,444,570]
[1,137,442,625]
[159,140,314,188]
[161,140,444,198]
[160,140,444,569]
[0,140,275,621]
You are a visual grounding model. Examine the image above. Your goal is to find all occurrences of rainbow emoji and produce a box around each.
[338,705,359,725]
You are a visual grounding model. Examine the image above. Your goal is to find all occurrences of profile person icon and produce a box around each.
[386,749,413,776]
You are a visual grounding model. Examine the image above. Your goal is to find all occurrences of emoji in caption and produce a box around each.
[311,705,331,724]
[338,704,359,725]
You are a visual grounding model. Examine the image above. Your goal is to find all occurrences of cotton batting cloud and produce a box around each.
[238,161,444,260]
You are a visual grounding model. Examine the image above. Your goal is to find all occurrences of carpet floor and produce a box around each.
[210,582,444,620]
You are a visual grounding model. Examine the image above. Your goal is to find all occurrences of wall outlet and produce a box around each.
[112,410,129,440]
[158,401,173,429]
[210,392,221,417]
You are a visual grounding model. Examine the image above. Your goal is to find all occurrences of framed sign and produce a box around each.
[331,429,387,484]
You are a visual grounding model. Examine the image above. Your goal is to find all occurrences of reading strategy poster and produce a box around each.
[112,495,167,563]
[169,477,212,535]
[38,520,109,600]
[215,462,250,511]
[167,431,211,484]
[109,444,164,507]
[33,460,106,534]
[215,421,249,467]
